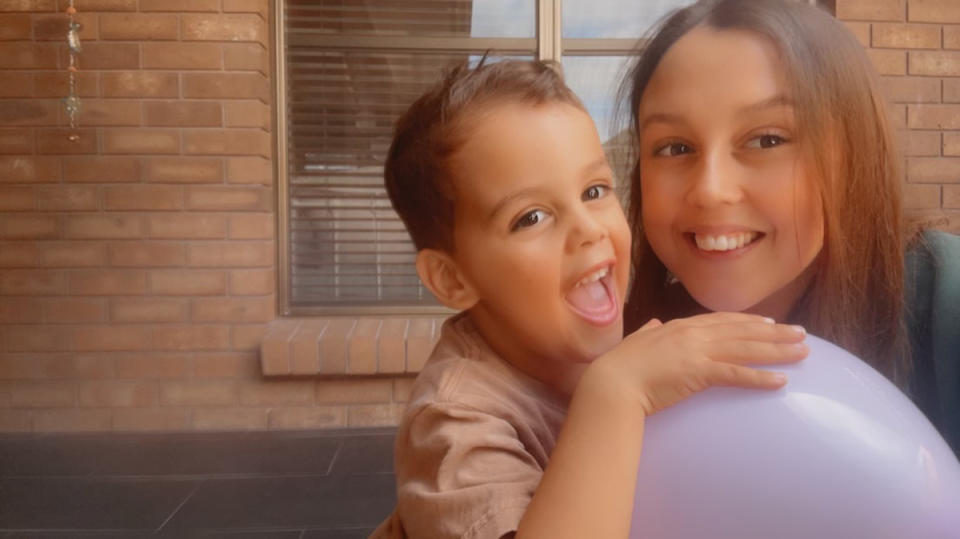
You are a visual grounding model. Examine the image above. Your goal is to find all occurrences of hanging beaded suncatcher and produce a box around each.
[63,0,81,142]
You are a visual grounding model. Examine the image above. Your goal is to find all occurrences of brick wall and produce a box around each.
[838,0,960,228]
[0,0,410,432]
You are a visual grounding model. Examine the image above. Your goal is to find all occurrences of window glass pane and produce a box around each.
[563,0,694,38]
[287,0,535,39]
[561,55,634,194]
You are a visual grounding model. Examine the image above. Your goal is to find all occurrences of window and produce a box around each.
[274,0,824,315]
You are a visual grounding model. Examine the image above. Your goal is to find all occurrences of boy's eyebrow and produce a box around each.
[639,94,794,130]
[487,155,611,221]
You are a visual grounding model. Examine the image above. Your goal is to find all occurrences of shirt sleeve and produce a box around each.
[394,402,544,539]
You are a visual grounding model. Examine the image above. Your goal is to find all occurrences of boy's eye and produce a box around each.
[511,209,547,231]
[582,185,609,201]
[654,142,692,157]
[746,134,788,149]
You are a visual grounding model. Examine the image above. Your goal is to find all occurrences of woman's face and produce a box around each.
[637,26,824,321]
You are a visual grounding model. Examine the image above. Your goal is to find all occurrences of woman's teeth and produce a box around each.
[694,232,759,252]
[576,266,609,287]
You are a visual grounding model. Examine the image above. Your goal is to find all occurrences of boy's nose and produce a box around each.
[685,150,744,208]
[566,208,607,251]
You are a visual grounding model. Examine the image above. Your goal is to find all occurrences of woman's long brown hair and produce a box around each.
[621,0,911,385]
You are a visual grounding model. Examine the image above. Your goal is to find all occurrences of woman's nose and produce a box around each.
[685,150,745,208]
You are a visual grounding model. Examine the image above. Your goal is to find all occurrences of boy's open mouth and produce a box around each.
[565,265,618,325]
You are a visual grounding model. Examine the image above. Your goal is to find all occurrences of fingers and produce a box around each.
[638,318,663,331]
[706,321,807,344]
[706,340,809,366]
[665,311,775,328]
[705,362,789,390]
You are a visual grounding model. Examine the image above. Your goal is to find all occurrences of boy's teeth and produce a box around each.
[576,267,609,287]
[694,232,759,252]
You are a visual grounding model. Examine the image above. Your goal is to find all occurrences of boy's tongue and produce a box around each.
[566,279,612,314]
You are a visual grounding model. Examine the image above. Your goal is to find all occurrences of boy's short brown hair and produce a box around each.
[384,58,585,252]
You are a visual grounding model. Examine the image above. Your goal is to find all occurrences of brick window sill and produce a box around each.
[259,315,450,376]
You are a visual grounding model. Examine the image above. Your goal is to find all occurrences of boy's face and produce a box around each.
[448,102,631,384]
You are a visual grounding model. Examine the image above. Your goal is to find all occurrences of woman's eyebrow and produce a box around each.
[737,94,794,116]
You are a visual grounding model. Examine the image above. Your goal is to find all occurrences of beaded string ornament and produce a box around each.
[63,0,81,142]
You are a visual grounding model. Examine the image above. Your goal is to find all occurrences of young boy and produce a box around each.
[372,59,806,539]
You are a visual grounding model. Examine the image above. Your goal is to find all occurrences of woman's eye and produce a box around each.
[746,134,788,149]
[654,142,692,157]
[512,209,547,231]
[582,185,609,201]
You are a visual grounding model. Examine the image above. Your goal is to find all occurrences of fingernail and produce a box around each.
[792,325,806,334]
[772,373,787,384]
[763,317,775,324]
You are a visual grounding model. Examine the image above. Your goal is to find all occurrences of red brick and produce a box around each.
[0,354,80,379]
[65,215,142,239]
[33,12,97,40]
[223,0,268,16]
[393,377,416,402]
[33,71,98,98]
[104,185,183,211]
[152,325,230,350]
[79,381,156,407]
[0,128,34,154]
[140,0,219,11]
[223,43,268,73]
[0,14,30,39]
[226,156,271,185]
[38,242,105,267]
[142,157,224,183]
[184,130,270,157]
[149,269,226,295]
[230,323,266,351]
[74,326,152,351]
[348,318,379,374]
[2,0,56,10]
[192,408,265,429]
[315,378,392,405]
[907,157,960,183]
[0,43,57,68]
[3,325,71,351]
[945,185,960,208]
[103,128,180,155]
[0,243,39,268]
[72,42,140,69]
[0,156,59,183]
[100,13,178,40]
[142,42,221,70]
[187,242,273,267]
[0,73,32,97]
[143,101,222,127]
[261,319,298,375]
[0,186,34,211]
[316,318,352,375]
[1,215,60,239]
[41,297,107,323]
[110,298,186,322]
[182,73,268,100]
[910,51,960,76]
[190,296,274,323]
[837,0,905,21]
[881,76,941,103]
[239,380,314,406]
[268,407,346,430]
[944,132,960,155]
[33,409,111,432]
[38,129,98,154]
[193,352,257,378]
[223,100,269,129]
[186,186,270,211]
[160,381,238,406]
[10,383,75,407]
[903,183,942,209]
[58,0,137,10]
[843,21,871,46]
[0,99,58,126]
[378,318,407,373]
[347,403,404,427]
[101,72,178,98]
[872,23,941,48]
[909,105,960,129]
[36,185,100,211]
[407,317,439,372]
[69,269,147,295]
[114,353,189,378]
[147,214,226,239]
[107,242,185,267]
[869,49,907,75]
[228,213,273,240]
[181,14,266,42]
[112,408,188,431]
[74,100,141,127]
[909,0,960,23]
[946,26,960,49]
[0,269,65,295]
[63,156,139,183]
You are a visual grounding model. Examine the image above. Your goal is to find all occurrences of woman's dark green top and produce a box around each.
[906,229,960,456]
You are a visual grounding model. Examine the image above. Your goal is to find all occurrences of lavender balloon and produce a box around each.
[630,334,960,539]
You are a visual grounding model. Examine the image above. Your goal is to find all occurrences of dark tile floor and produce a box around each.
[0,428,398,538]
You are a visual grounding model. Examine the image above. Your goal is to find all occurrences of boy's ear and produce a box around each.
[416,248,478,311]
